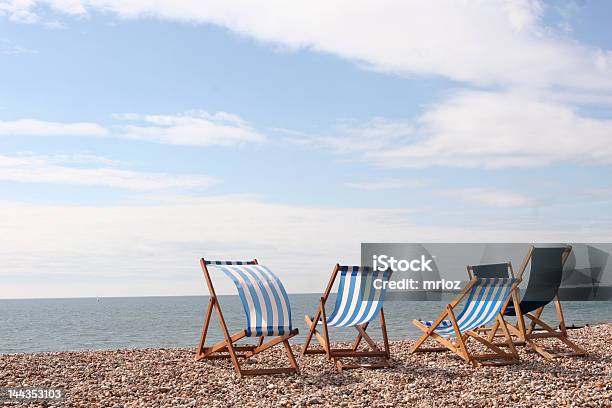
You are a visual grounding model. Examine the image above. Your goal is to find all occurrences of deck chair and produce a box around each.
[466,262,524,343]
[195,259,299,377]
[302,265,392,370]
[480,246,586,360]
[410,276,520,367]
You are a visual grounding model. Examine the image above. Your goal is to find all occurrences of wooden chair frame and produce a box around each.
[302,264,391,370]
[467,262,527,346]
[410,272,521,367]
[485,246,586,360]
[195,258,300,377]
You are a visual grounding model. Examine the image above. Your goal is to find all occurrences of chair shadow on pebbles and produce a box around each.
[508,349,611,377]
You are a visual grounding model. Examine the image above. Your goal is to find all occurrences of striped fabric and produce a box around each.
[419,278,516,338]
[205,260,256,265]
[208,263,292,337]
[325,266,391,328]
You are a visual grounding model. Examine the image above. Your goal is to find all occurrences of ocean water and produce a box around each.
[1,294,610,354]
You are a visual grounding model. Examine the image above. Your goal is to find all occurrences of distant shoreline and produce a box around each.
[0,293,322,301]
[2,288,612,301]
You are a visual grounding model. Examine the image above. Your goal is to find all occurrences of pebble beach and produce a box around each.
[1,324,610,407]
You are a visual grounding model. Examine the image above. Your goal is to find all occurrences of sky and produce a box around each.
[1,0,612,298]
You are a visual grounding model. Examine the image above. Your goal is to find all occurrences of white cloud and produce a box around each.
[114,110,265,146]
[293,90,612,169]
[0,153,218,190]
[445,188,535,208]
[0,1,39,24]
[345,179,423,191]
[301,118,416,155]
[35,152,122,166]
[0,118,108,136]
[0,111,265,146]
[375,90,612,168]
[3,1,612,91]
[3,194,607,298]
[0,38,37,54]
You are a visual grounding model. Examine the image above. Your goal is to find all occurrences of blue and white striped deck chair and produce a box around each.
[196,259,299,377]
[302,264,393,370]
[410,277,520,367]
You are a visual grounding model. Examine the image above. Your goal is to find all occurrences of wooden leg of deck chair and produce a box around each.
[319,300,332,359]
[487,320,500,343]
[466,330,518,365]
[525,311,584,353]
[527,307,544,334]
[244,329,298,357]
[553,296,586,357]
[526,313,560,333]
[237,330,300,376]
[411,320,459,353]
[507,321,524,339]
[515,311,527,343]
[198,330,248,358]
[355,324,380,351]
[552,303,586,356]
[283,339,300,374]
[489,313,524,348]
[524,312,586,358]
[554,297,567,335]
[213,300,243,376]
[410,329,451,352]
[410,320,434,353]
[448,306,474,366]
[380,308,390,359]
[195,297,215,359]
[524,313,562,360]
[302,307,322,356]
[497,315,518,357]
[196,297,251,362]
[352,322,368,351]
[303,314,330,353]
[409,307,451,353]
[342,323,392,368]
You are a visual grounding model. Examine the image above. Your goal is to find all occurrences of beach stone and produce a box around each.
[0,324,610,407]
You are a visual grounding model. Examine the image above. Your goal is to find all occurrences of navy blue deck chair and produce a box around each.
[468,246,586,360]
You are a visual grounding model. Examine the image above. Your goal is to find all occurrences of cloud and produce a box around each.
[0,1,39,24]
[0,118,108,136]
[0,195,411,297]
[3,1,612,91]
[114,110,265,146]
[0,38,37,54]
[33,152,122,166]
[445,188,536,208]
[3,193,607,298]
[0,153,218,190]
[345,179,423,191]
[292,90,612,169]
[0,110,264,146]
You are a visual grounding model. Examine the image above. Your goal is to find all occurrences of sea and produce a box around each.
[1,294,610,354]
